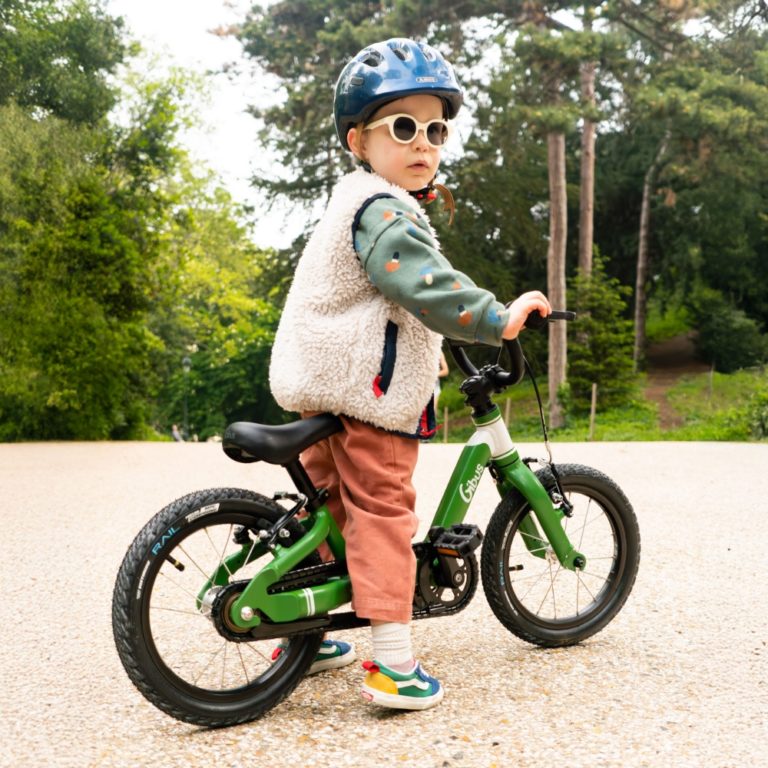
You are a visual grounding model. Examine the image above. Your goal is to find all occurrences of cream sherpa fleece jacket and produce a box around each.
[269,169,443,433]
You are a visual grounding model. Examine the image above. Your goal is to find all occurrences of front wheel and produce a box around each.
[112,488,323,727]
[481,464,640,647]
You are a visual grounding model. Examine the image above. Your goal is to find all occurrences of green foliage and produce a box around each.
[566,256,638,412]
[645,299,691,343]
[0,0,127,123]
[747,386,768,440]
[686,286,768,373]
[0,104,162,439]
[151,185,288,439]
[436,382,465,414]
[664,367,766,440]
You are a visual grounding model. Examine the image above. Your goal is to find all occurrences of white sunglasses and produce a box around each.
[363,113,451,146]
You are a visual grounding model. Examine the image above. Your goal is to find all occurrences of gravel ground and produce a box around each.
[1,440,766,768]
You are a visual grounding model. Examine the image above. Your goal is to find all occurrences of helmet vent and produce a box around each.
[387,40,414,62]
[361,51,383,67]
[420,44,436,61]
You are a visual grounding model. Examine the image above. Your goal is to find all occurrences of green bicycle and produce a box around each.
[112,311,640,727]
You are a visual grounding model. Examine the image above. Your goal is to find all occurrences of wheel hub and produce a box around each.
[209,581,255,642]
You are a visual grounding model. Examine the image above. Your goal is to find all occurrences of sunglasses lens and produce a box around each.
[426,121,449,146]
[392,116,418,142]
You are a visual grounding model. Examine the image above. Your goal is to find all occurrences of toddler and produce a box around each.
[269,37,550,710]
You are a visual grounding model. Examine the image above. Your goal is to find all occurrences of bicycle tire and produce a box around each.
[112,487,323,727]
[481,464,640,647]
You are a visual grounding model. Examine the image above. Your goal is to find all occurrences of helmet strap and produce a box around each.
[411,180,455,226]
[359,162,456,225]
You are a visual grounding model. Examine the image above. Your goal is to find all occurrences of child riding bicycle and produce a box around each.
[268,37,551,710]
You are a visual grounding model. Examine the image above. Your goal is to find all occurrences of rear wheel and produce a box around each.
[481,464,640,647]
[112,488,323,727]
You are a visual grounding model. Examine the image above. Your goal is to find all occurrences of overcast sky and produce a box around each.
[105,0,297,247]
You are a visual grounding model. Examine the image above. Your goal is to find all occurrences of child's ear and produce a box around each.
[347,126,365,160]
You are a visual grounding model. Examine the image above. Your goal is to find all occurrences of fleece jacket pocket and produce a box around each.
[372,320,398,398]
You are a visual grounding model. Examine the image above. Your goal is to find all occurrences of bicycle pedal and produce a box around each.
[428,524,483,557]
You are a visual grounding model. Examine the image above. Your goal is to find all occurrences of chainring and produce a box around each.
[413,548,478,618]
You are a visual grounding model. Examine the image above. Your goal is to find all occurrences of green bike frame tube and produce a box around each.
[430,441,493,530]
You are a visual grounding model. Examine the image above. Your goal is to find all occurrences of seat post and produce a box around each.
[284,459,328,511]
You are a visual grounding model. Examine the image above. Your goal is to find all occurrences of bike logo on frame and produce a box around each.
[459,463,484,503]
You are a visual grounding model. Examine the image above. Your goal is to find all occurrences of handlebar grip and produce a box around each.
[524,309,577,330]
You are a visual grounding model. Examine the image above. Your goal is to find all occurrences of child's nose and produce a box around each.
[413,129,430,149]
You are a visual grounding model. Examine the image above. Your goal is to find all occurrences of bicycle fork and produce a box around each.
[431,407,586,572]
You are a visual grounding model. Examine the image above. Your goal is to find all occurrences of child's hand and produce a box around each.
[502,291,552,340]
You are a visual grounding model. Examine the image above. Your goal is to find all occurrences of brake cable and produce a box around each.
[523,356,572,516]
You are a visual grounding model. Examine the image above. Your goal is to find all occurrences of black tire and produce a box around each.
[481,464,640,647]
[112,488,323,727]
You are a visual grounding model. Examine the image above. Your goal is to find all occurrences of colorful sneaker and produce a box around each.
[360,660,444,710]
[272,639,356,675]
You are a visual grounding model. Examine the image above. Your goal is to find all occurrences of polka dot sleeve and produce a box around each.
[354,197,508,345]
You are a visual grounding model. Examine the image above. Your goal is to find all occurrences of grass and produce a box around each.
[438,366,768,443]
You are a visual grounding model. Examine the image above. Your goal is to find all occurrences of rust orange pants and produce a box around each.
[301,413,419,623]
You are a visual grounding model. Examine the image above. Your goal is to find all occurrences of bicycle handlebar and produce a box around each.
[447,309,576,387]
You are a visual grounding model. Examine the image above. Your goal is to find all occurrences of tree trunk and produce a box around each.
[578,58,596,277]
[547,131,568,429]
[633,130,671,369]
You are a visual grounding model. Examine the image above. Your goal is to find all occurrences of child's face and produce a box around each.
[348,94,445,191]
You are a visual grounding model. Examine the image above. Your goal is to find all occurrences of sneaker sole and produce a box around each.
[307,648,356,675]
[360,682,444,711]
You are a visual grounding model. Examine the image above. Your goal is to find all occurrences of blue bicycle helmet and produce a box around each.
[334,38,463,151]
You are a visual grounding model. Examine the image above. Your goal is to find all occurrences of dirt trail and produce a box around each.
[644,332,710,428]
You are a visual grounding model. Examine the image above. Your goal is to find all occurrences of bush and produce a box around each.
[747,386,768,439]
[687,287,768,373]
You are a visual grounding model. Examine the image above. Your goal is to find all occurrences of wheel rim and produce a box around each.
[501,483,625,629]
[137,511,313,701]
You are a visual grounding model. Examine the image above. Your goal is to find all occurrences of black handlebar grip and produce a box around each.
[524,309,577,329]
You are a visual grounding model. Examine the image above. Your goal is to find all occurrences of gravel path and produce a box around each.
[2,440,766,768]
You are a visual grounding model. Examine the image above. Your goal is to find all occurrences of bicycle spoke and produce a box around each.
[517,563,550,604]
[156,568,209,606]
[236,644,251,685]
[206,524,236,581]
[192,640,227,686]
[220,642,228,689]
[576,571,599,604]
[242,641,273,665]
[151,605,205,618]
[535,561,558,618]
[176,542,213,582]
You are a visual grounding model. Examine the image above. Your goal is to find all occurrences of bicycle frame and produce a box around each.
[225,403,585,632]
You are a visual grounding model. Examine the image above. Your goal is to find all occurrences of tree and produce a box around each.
[0,0,127,123]
[0,104,161,438]
[151,180,289,438]
[567,255,636,411]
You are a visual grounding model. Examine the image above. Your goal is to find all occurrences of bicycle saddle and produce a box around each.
[222,413,343,466]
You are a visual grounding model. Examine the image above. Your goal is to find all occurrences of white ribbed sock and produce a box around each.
[370,622,413,668]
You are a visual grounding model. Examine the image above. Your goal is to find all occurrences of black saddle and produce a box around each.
[222,413,343,466]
